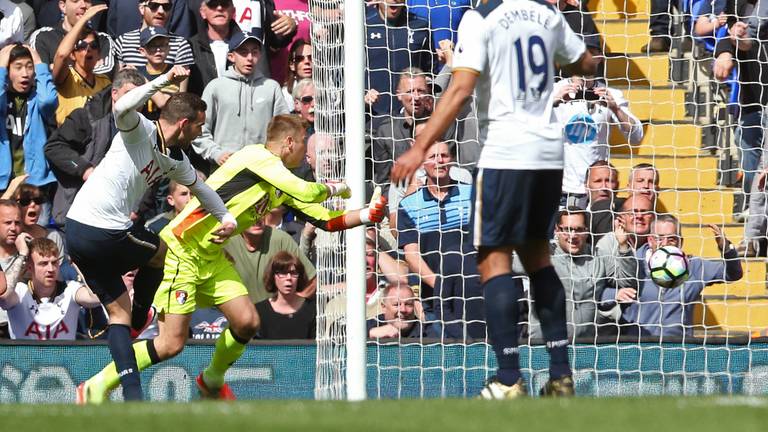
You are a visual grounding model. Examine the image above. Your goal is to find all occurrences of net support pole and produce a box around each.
[343,0,367,402]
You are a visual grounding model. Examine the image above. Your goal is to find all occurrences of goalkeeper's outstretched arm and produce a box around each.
[285,187,388,232]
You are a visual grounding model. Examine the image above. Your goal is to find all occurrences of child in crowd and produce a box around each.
[136,26,184,120]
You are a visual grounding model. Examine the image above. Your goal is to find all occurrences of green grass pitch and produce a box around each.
[2,398,766,432]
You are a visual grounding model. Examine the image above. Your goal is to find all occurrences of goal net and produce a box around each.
[313,0,768,398]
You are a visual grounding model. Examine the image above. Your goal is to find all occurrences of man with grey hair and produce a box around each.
[45,68,149,228]
[601,214,742,337]
[292,77,315,127]
[370,67,440,197]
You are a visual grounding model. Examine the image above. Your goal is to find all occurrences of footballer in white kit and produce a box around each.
[392,0,598,398]
[65,67,236,402]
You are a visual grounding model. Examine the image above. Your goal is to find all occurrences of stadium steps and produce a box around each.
[695,298,768,333]
[610,121,703,157]
[597,19,650,54]
[605,54,671,87]
[587,0,650,21]
[620,86,687,121]
[682,224,743,258]
[589,0,766,329]
[611,155,717,188]
[704,260,768,297]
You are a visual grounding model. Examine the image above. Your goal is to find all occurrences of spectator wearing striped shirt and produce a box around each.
[30,0,114,77]
[114,0,194,69]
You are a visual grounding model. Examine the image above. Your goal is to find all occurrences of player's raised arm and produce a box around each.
[113,65,189,132]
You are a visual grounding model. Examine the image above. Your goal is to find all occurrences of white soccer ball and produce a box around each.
[648,245,690,288]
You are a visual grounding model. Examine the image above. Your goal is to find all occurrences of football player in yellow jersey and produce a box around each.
[77,115,387,402]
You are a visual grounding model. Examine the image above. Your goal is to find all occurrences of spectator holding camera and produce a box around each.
[552,75,643,209]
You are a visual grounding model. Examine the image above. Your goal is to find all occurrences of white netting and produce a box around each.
[314,0,768,399]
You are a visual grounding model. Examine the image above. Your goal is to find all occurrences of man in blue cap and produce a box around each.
[191,30,289,170]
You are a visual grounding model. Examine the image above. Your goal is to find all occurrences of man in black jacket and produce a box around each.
[188,0,296,95]
[44,68,146,228]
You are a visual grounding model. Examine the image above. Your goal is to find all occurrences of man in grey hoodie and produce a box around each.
[192,30,290,173]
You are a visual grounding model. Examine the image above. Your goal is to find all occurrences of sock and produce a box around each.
[107,324,143,401]
[91,340,161,396]
[529,266,572,379]
[203,327,248,389]
[483,273,523,385]
[131,266,164,331]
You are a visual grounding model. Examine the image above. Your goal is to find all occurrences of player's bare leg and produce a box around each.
[477,246,528,399]
[517,240,574,397]
[197,296,260,400]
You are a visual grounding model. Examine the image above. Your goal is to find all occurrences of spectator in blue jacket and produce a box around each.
[601,214,743,338]
[0,44,57,197]
[364,0,433,124]
[406,0,471,51]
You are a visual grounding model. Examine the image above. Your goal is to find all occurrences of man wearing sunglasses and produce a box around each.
[30,0,114,77]
[189,0,239,96]
[192,30,289,170]
[51,4,111,125]
[114,1,194,70]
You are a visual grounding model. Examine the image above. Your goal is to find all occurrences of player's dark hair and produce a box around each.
[28,238,60,260]
[8,44,32,64]
[160,92,207,123]
[112,68,147,91]
[264,251,309,294]
[267,114,310,144]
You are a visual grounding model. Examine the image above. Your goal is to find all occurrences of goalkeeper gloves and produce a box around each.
[359,186,387,224]
[326,187,388,231]
[325,182,352,199]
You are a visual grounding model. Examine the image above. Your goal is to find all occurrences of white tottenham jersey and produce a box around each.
[0,281,83,340]
[67,115,198,230]
[452,0,586,170]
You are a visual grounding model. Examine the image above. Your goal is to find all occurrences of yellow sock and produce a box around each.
[203,328,246,389]
[89,340,157,396]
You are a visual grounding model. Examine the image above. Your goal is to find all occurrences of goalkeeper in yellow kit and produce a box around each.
[77,115,387,403]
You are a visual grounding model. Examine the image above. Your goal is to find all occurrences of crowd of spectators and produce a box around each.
[0,0,755,343]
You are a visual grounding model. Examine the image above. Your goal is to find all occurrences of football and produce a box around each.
[648,246,690,288]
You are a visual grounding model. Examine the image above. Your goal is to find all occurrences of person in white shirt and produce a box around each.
[552,75,643,209]
[393,0,598,398]
[0,0,24,48]
[0,236,101,340]
[65,66,237,402]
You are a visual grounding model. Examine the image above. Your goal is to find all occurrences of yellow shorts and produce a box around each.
[153,245,248,315]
